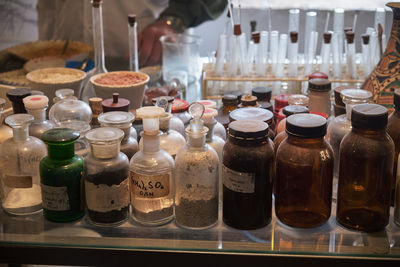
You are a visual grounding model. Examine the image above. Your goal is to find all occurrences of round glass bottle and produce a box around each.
[40,128,84,222]
[84,127,130,226]
[0,114,46,215]
[275,114,333,228]
[337,104,393,232]
[98,111,138,160]
[0,98,12,143]
[175,103,219,229]
[130,107,175,225]
[223,119,274,229]
[23,95,54,139]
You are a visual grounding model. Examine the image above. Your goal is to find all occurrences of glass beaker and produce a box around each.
[160,34,201,84]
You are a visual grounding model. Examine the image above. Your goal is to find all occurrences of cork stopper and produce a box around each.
[252,32,260,44]
[290,31,298,43]
[344,27,353,34]
[241,95,258,107]
[89,97,103,115]
[234,24,242,36]
[361,34,370,45]
[323,32,332,44]
[345,31,355,44]
[128,14,136,26]
[92,0,101,7]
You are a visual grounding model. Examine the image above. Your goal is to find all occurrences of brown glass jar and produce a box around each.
[216,94,238,129]
[337,104,394,232]
[275,114,333,228]
[238,95,260,108]
[229,107,275,139]
[222,119,274,229]
[252,87,273,111]
[387,89,400,205]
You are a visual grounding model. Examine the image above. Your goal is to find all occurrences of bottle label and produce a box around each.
[222,165,255,193]
[41,184,70,211]
[130,172,170,198]
[3,175,32,188]
[85,178,130,213]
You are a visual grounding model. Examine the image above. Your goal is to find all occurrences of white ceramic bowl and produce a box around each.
[26,67,86,106]
[90,71,149,110]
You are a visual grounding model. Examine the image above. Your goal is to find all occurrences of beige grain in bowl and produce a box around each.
[90,71,149,109]
[26,67,86,106]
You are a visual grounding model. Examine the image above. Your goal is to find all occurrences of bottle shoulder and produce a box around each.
[130,149,174,173]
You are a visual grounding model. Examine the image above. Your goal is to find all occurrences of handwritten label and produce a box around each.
[3,175,32,188]
[85,178,130,213]
[222,165,255,193]
[41,184,70,211]
[130,172,170,198]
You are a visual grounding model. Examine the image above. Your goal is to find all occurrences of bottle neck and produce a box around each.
[352,127,386,136]
[344,100,370,121]
[121,126,131,142]
[92,3,107,72]
[47,143,75,160]
[188,133,206,147]
[287,134,325,144]
[142,132,160,153]
[204,120,216,142]
[159,116,170,132]
[90,143,119,159]
[12,126,29,141]
[27,108,46,122]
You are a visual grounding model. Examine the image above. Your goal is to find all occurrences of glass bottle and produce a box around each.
[223,119,274,229]
[40,128,84,222]
[171,99,191,127]
[89,97,103,128]
[252,87,273,111]
[130,106,175,225]
[326,89,372,199]
[288,94,309,106]
[98,111,138,160]
[275,114,333,228]
[276,105,309,135]
[0,114,46,215]
[198,99,226,140]
[84,127,130,226]
[81,0,108,102]
[22,95,54,139]
[6,88,31,114]
[152,96,185,137]
[308,78,332,116]
[387,88,400,205]
[238,95,261,108]
[175,103,219,229]
[53,89,78,104]
[0,98,12,143]
[216,94,238,129]
[337,104,393,232]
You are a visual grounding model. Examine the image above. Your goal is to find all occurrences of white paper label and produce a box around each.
[3,175,32,188]
[41,184,70,211]
[85,178,130,213]
[222,165,255,193]
[130,172,170,198]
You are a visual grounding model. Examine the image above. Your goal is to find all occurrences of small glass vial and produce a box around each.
[40,128,84,222]
[216,94,238,129]
[98,111,138,160]
[252,87,273,111]
[0,98,13,143]
[175,103,219,229]
[84,127,130,226]
[89,97,103,128]
[130,106,175,225]
[23,95,54,139]
[308,78,331,116]
[275,114,333,228]
[223,119,274,229]
[6,88,31,114]
[276,105,309,134]
[171,99,191,127]
[337,104,393,232]
[0,114,46,215]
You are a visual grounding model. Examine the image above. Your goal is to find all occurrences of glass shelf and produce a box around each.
[1,201,399,265]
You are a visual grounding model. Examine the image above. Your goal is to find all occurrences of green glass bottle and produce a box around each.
[40,128,84,222]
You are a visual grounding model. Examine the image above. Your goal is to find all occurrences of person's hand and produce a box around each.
[138,19,175,67]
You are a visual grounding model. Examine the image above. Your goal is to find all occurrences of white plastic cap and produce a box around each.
[202,108,218,123]
[199,99,217,109]
[136,106,164,134]
[23,95,49,109]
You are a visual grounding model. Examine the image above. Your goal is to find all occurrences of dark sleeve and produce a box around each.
[159,0,228,28]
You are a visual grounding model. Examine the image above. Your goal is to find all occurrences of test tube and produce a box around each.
[127,14,138,72]
[332,32,341,78]
[288,9,300,33]
[276,34,288,78]
[288,31,298,78]
[320,32,332,75]
[259,31,269,76]
[370,30,379,67]
[333,8,345,64]
[374,8,386,32]
[304,11,317,57]
[305,31,317,76]
[239,33,249,76]
[247,37,256,68]
[361,34,371,77]
[270,31,279,74]
[215,34,228,76]
[346,31,357,79]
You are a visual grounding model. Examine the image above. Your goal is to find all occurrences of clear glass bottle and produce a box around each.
[130,106,175,225]
[0,114,46,215]
[6,88,31,114]
[275,114,333,228]
[171,99,191,127]
[326,89,372,199]
[98,111,138,160]
[0,98,12,143]
[198,99,226,140]
[216,94,238,129]
[84,127,130,226]
[337,104,393,232]
[223,119,274,229]
[53,89,78,104]
[152,96,185,137]
[89,97,103,128]
[175,103,219,229]
[40,128,84,222]
[81,0,108,101]
[387,88,400,205]
[308,78,331,116]
[22,95,54,139]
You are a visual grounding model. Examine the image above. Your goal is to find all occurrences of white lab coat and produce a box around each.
[37,0,168,57]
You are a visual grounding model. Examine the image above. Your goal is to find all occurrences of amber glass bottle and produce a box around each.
[387,89,400,205]
[216,94,238,129]
[337,104,394,232]
[275,114,333,228]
